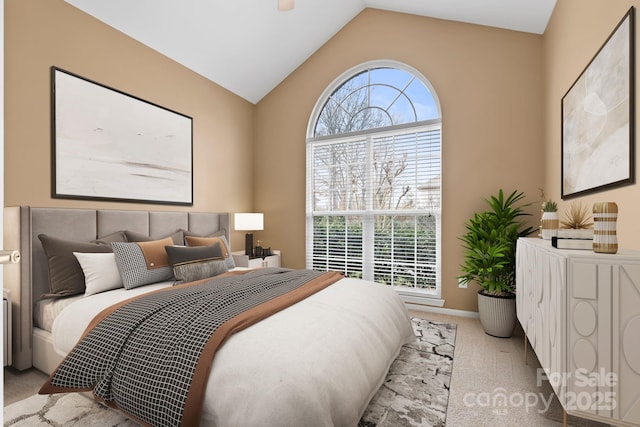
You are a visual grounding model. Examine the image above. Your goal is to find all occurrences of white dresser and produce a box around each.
[516,238,640,426]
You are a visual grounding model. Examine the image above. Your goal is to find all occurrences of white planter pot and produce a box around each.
[540,211,559,240]
[477,291,516,338]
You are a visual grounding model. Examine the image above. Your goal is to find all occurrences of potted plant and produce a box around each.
[540,200,559,240]
[458,189,535,337]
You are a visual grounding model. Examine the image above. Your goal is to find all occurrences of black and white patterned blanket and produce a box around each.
[40,268,341,427]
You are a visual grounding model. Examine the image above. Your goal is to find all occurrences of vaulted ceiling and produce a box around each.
[64,0,557,103]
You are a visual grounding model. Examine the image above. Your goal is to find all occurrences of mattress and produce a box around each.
[34,295,83,332]
[50,275,415,426]
[36,268,253,332]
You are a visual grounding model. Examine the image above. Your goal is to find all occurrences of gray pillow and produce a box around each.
[125,230,184,245]
[92,230,128,246]
[112,239,174,290]
[173,259,228,285]
[38,234,112,298]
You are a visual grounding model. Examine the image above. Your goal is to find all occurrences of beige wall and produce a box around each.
[15,4,625,313]
[544,0,640,250]
[254,9,545,312]
[4,0,255,249]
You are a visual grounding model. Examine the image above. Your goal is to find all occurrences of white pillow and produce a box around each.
[73,252,124,296]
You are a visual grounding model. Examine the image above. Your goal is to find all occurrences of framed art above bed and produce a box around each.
[51,67,193,206]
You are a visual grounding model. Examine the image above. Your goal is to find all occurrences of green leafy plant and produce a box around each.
[542,200,558,212]
[458,189,535,296]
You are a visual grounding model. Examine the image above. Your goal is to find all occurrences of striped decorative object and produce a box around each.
[593,202,618,254]
[540,211,559,240]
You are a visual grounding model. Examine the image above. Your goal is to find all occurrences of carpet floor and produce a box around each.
[4,318,456,427]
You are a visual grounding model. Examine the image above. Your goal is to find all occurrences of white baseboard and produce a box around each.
[405,302,480,318]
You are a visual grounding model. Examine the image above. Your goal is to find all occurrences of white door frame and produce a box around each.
[2,0,7,404]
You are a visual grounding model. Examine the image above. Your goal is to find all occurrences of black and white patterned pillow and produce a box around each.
[112,241,174,289]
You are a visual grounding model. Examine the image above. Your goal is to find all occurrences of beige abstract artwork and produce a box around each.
[562,9,633,198]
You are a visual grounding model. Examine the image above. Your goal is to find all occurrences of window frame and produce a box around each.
[306,60,443,304]
[306,60,441,137]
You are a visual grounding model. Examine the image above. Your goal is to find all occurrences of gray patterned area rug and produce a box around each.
[3,318,457,427]
[359,318,457,427]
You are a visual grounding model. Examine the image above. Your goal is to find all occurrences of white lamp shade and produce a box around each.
[278,0,294,11]
[234,213,264,231]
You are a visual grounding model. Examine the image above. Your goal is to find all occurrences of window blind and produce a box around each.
[306,124,441,295]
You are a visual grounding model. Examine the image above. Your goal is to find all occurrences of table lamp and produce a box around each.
[234,213,264,257]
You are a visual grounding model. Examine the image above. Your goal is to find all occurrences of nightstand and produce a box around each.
[232,250,281,268]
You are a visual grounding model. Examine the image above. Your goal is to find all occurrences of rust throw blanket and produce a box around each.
[40,268,343,427]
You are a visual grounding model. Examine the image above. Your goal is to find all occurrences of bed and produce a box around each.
[4,206,415,426]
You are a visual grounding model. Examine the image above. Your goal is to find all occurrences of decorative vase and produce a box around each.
[540,211,559,240]
[593,202,618,254]
[477,291,516,338]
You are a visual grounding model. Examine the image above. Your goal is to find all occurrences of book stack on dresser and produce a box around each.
[551,228,594,250]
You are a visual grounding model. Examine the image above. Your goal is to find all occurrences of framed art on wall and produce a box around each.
[561,7,635,199]
[51,67,193,205]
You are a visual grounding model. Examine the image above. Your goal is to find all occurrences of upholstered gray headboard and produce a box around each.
[3,206,230,370]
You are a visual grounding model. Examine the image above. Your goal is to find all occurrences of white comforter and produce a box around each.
[52,276,415,426]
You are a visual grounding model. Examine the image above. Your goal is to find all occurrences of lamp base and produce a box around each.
[244,232,254,257]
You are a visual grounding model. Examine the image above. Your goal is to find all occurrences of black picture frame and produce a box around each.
[561,7,635,199]
[51,67,193,206]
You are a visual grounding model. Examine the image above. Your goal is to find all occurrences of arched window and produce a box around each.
[306,61,442,299]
